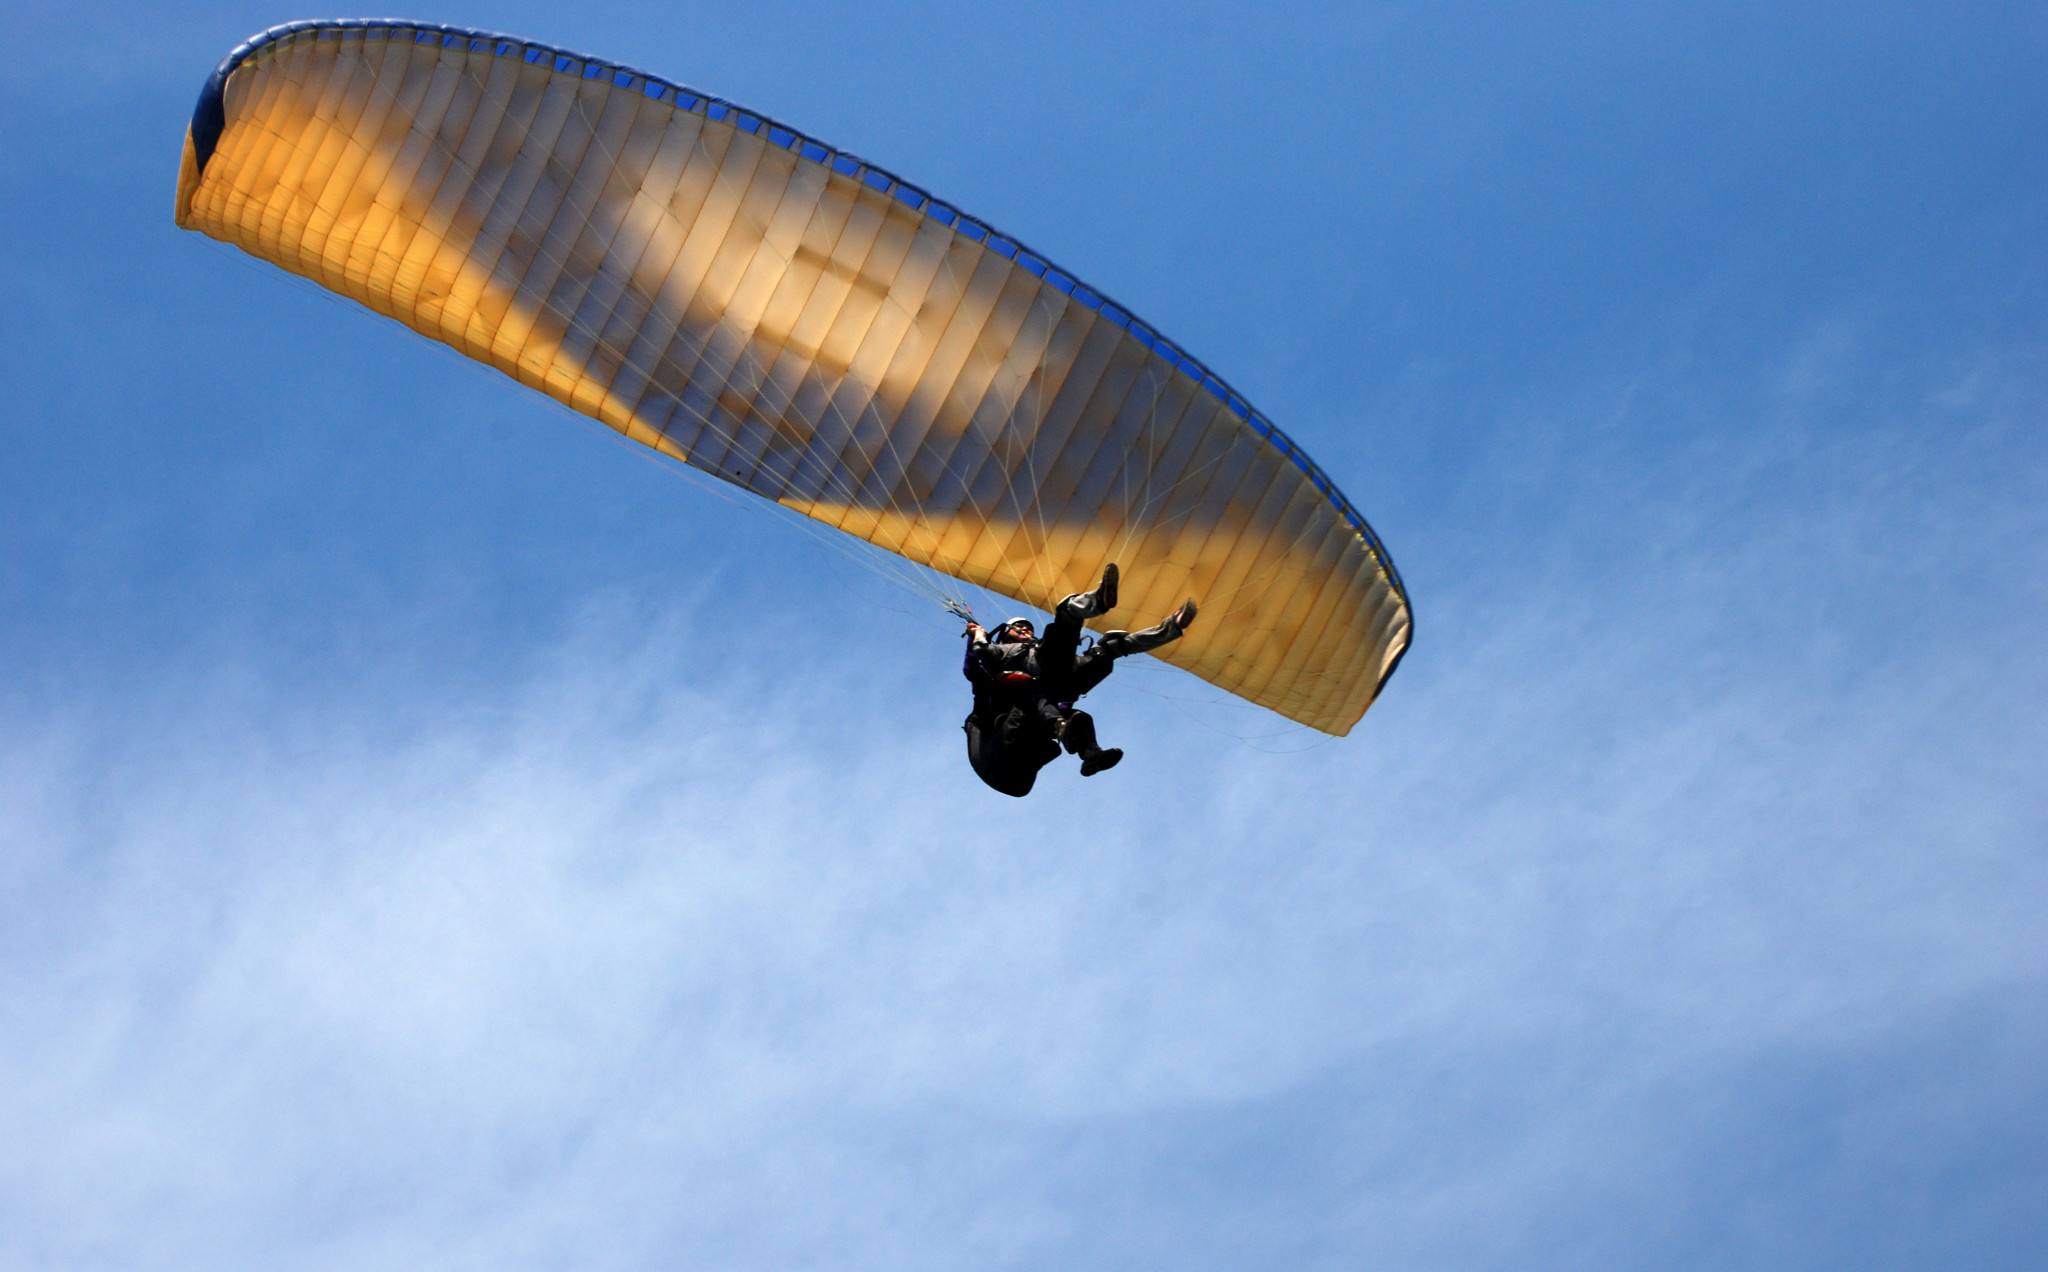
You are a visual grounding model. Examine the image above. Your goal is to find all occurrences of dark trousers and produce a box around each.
[1034,589,1186,751]
[1036,593,1111,696]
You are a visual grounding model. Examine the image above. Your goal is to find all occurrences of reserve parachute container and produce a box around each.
[174,19,1411,733]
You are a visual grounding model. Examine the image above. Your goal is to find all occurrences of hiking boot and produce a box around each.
[1094,562,1119,612]
[1080,747,1124,776]
[1062,562,1119,619]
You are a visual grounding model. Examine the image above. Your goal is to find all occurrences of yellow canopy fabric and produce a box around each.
[175,21,1411,734]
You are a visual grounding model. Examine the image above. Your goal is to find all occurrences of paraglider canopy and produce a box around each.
[174,19,1411,733]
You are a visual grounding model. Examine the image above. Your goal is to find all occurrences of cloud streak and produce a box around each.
[6,5,2045,1261]
[6,312,2042,1266]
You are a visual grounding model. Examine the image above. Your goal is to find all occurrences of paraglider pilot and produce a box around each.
[961,564,1198,796]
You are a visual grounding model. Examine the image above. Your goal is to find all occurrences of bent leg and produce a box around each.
[1041,568,1117,675]
[1052,705,1123,776]
[1073,598,1198,695]
[1056,707,1099,756]
[1039,603,1086,681]
[1100,598,1197,657]
[1042,564,1119,672]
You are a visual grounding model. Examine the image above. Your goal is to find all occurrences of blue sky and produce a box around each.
[4,2,2044,1268]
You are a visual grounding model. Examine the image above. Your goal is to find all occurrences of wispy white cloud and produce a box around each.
[6,38,2046,1245]
[6,302,2043,1265]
